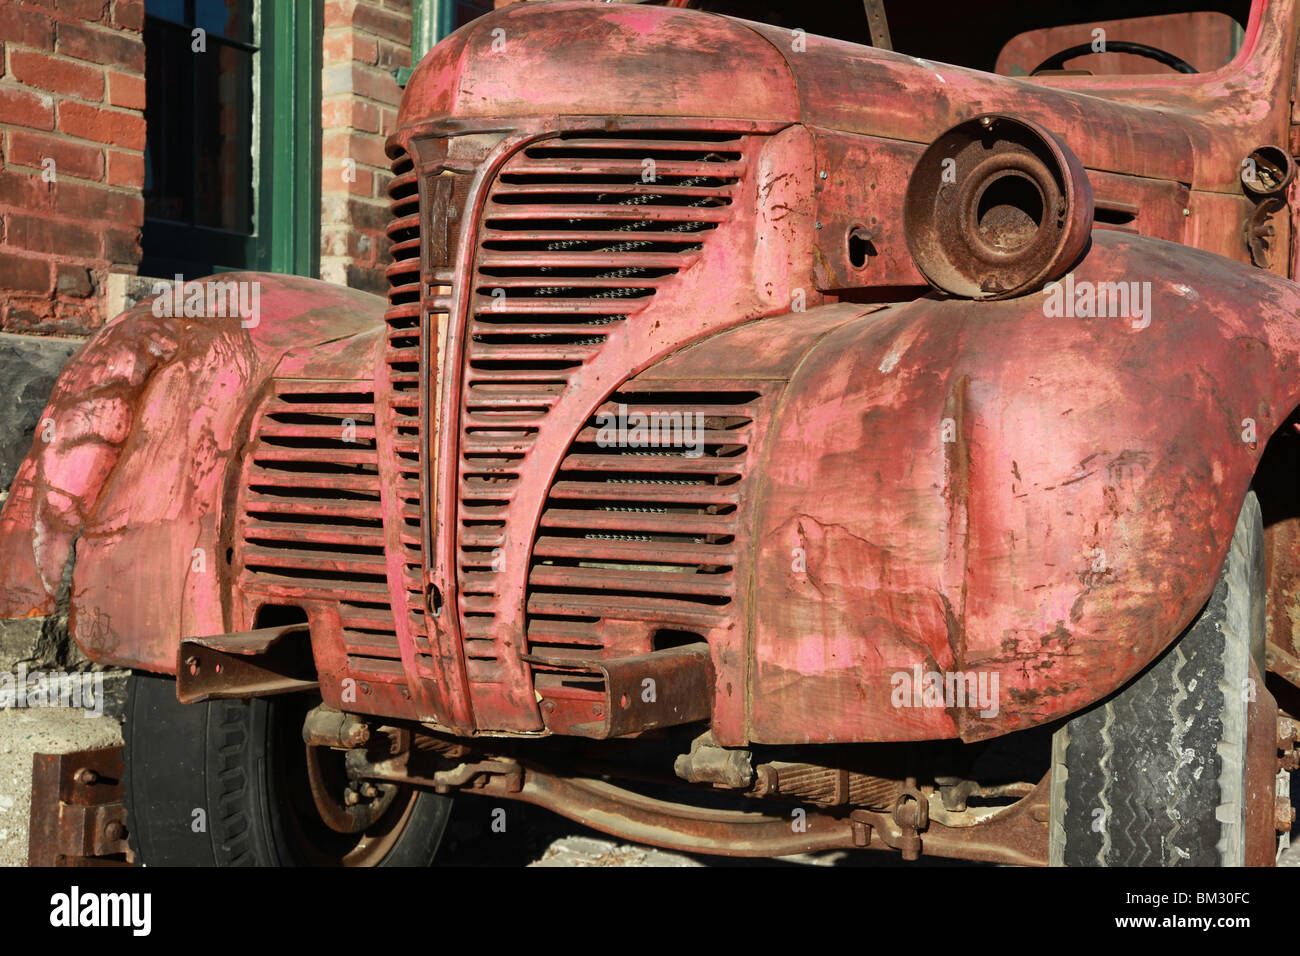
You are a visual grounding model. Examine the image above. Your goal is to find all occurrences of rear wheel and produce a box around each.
[1050,490,1267,866]
[123,672,452,866]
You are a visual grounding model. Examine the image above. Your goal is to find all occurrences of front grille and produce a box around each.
[525,389,761,707]
[236,381,403,680]
[456,132,750,690]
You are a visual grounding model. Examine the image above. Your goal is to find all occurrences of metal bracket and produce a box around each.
[28,747,131,866]
[524,642,713,738]
[177,624,318,703]
[862,0,893,50]
[1245,195,1286,269]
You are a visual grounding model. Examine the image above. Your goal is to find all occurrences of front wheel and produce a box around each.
[123,672,453,866]
[1050,490,1271,866]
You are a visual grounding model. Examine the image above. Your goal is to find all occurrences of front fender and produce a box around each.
[744,229,1300,744]
[0,273,386,672]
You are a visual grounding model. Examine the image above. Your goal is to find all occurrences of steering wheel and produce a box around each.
[1031,40,1198,76]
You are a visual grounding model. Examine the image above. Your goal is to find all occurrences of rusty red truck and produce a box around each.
[4,0,1300,866]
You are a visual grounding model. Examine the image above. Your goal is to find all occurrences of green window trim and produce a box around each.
[394,0,437,87]
[255,0,322,277]
[141,0,320,280]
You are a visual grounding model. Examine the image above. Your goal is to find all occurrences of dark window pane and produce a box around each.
[196,0,253,43]
[455,0,493,30]
[143,17,193,223]
[194,42,254,231]
[143,17,254,233]
[144,0,186,24]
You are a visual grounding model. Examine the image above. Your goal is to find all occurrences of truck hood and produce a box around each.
[398,1,1282,191]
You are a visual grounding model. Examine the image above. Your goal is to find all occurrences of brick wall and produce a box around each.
[321,0,412,296]
[0,0,145,336]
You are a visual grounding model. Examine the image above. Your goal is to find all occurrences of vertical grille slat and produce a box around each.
[384,148,432,676]
[383,148,472,684]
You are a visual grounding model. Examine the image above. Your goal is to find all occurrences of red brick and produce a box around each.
[375,38,410,70]
[352,34,378,64]
[0,252,52,294]
[103,225,139,265]
[0,87,55,131]
[107,70,144,109]
[321,97,350,128]
[7,213,100,258]
[346,197,390,233]
[56,0,110,23]
[59,101,145,150]
[0,6,55,50]
[323,0,358,27]
[322,97,380,132]
[105,149,143,188]
[352,2,409,43]
[341,167,375,196]
[8,130,103,181]
[56,180,143,223]
[57,20,144,71]
[353,135,390,169]
[322,31,354,63]
[346,228,381,262]
[11,50,105,101]
[323,130,389,169]
[350,64,402,104]
[55,262,95,297]
[0,169,53,211]
[111,0,145,32]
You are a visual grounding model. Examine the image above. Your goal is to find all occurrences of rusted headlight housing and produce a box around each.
[903,114,1093,300]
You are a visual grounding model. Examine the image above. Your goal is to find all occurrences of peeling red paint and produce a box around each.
[3,0,1300,761]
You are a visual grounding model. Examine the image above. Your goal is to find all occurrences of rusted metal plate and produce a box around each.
[748,230,1300,744]
[1245,659,1280,867]
[176,625,319,703]
[526,642,713,738]
[28,748,130,867]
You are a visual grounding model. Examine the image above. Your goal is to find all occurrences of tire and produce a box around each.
[1050,490,1267,866]
[123,672,453,866]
